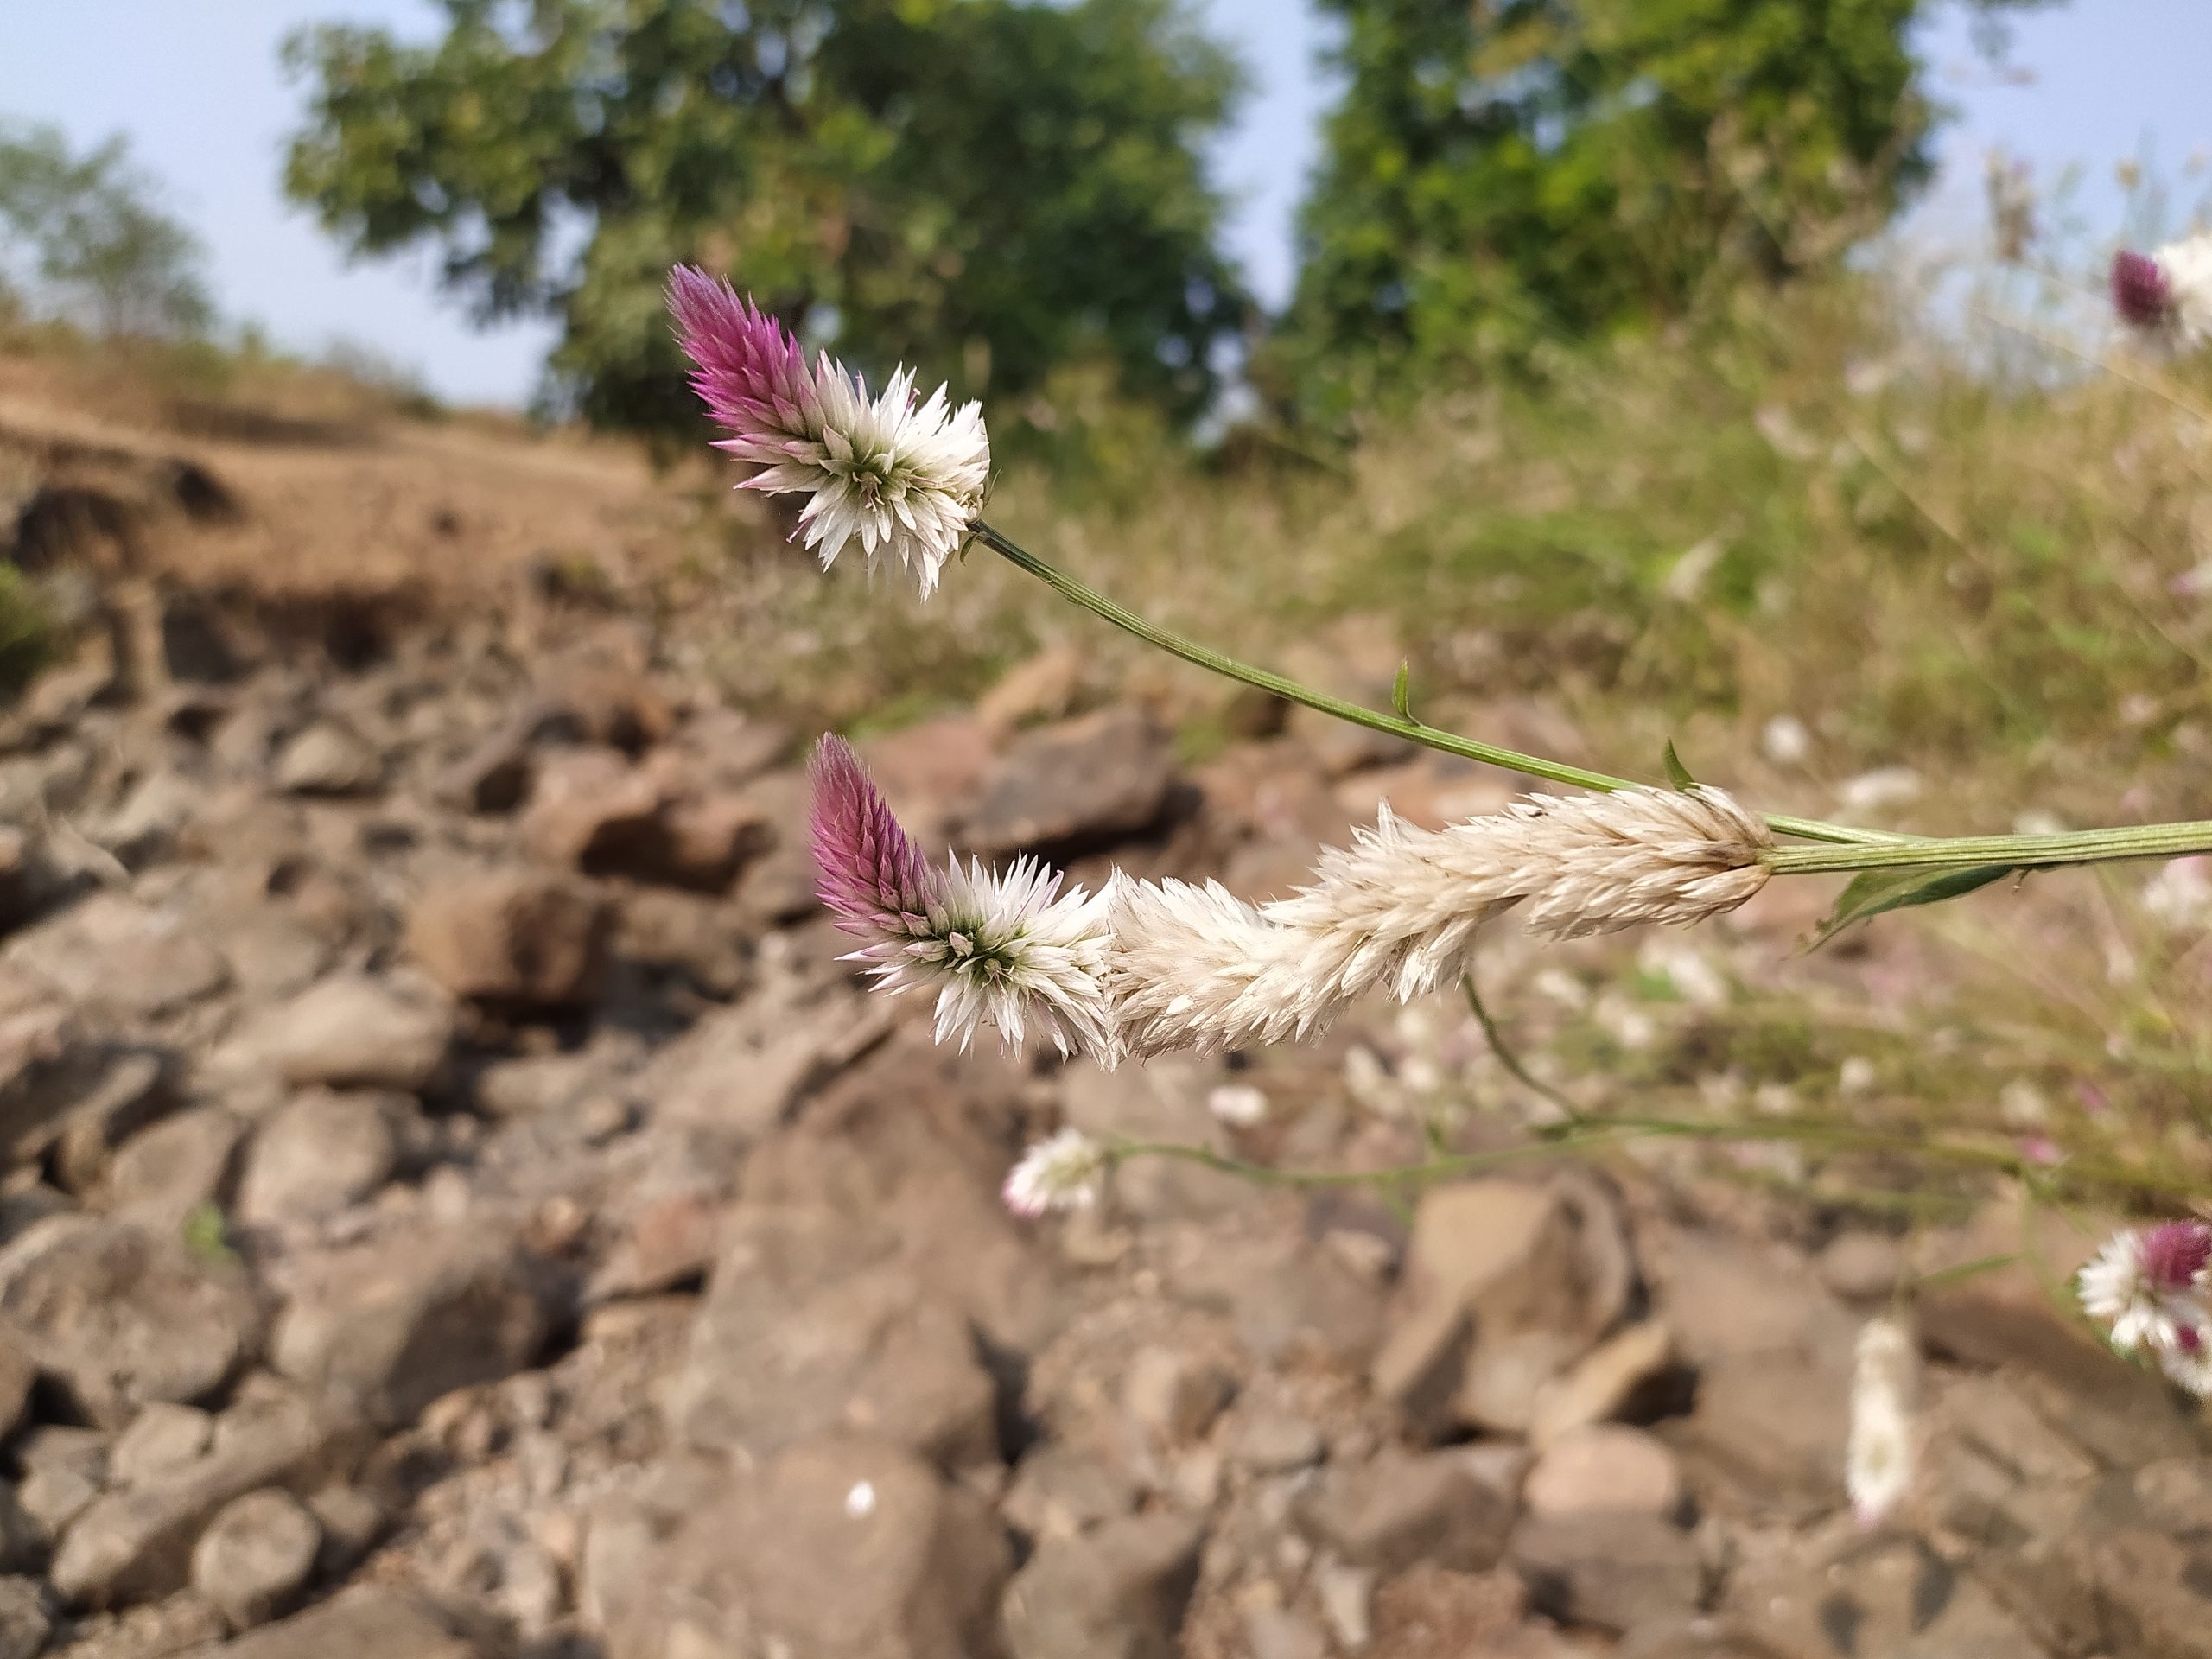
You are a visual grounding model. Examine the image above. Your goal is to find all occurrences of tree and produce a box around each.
[283,0,1249,435]
[0,125,213,340]
[1275,0,2040,418]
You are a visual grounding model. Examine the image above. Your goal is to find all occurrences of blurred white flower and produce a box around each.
[1207,1083,1269,1127]
[1002,1128,1112,1218]
[1847,1315,1920,1527]
[2078,1221,2212,1357]
[1760,714,1812,767]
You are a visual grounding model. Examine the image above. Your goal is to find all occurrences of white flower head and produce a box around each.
[671,267,990,597]
[810,736,1114,1060]
[1847,1314,1920,1528]
[1002,1128,1111,1218]
[2113,235,2212,349]
[2077,1221,2212,1354]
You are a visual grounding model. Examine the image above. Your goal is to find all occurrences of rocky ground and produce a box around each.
[2,416,2211,1658]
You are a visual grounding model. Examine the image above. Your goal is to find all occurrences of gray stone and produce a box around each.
[219,974,454,1093]
[404,869,611,1007]
[0,1337,31,1445]
[667,1206,996,1470]
[1295,1447,1514,1576]
[236,1090,404,1226]
[0,1215,258,1427]
[584,1433,1011,1659]
[16,1426,108,1536]
[1510,1511,1703,1634]
[271,1226,550,1427]
[1228,1413,1325,1474]
[1729,1528,2053,1659]
[6,896,231,1023]
[1529,1319,1675,1448]
[1818,1231,1907,1302]
[45,1049,175,1195]
[1122,1346,1236,1448]
[215,1586,486,1658]
[109,1403,216,1487]
[273,721,384,798]
[964,706,1176,855]
[106,1108,249,1236]
[633,980,894,1139]
[1001,1446,1139,1543]
[1003,1514,1205,1659]
[191,1489,321,1630]
[0,1578,48,1659]
[51,1384,364,1606]
[1523,1426,1683,1520]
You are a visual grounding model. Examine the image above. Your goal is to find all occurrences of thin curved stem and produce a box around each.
[1463,972,1584,1126]
[971,521,1897,848]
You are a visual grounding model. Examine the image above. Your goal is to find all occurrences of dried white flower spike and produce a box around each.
[1110,785,1770,1058]
[1847,1313,1920,1528]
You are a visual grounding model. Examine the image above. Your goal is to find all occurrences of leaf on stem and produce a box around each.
[1662,740,1695,791]
[1391,659,1414,722]
[1810,862,2019,948]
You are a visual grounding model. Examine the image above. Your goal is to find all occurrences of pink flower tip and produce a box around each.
[666,264,808,432]
[2139,1219,2212,1294]
[808,734,937,930]
[2113,249,2175,328]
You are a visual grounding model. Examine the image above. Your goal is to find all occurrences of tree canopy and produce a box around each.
[283,0,1249,435]
[1274,0,2043,418]
[0,124,213,340]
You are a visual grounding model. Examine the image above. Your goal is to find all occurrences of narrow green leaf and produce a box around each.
[1811,862,2018,948]
[1391,659,1413,721]
[1662,740,1695,791]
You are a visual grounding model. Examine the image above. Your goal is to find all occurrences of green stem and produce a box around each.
[1463,973,1584,1126]
[971,521,1894,848]
[1766,820,2212,875]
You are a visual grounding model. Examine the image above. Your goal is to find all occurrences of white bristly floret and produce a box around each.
[2155,232,2212,346]
[1108,786,1770,1058]
[731,360,989,597]
[1846,1315,1920,1528]
[870,856,1114,1059]
[1002,1128,1111,1218]
[2078,1229,2197,1353]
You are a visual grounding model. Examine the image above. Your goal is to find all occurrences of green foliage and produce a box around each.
[0,124,214,340]
[1273,0,2037,418]
[283,0,1249,438]
[0,566,54,706]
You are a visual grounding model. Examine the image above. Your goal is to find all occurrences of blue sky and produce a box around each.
[2,1,2207,406]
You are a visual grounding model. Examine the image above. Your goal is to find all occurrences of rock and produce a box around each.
[1122,1347,1236,1448]
[272,1227,550,1428]
[1295,1448,1515,1576]
[1368,1565,1529,1658]
[1523,1426,1684,1520]
[614,887,753,999]
[110,1403,216,1486]
[7,895,232,1022]
[215,1586,486,1658]
[584,1433,1012,1659]
[0,1001,102,1164]
[1001,1446,1139,1543]
[634,980,894,1139]
[0,1215,258,1427]
[863,715,996,846]
[1243,1605,1327,1659]
[1374,1176,1633,1440]
[1529,1319,1675,1448]
[434,727,535,815]
[520,747,667,874]
[1660,1350,1850,1524]
[236,1091,404,1227]
[404,870,611,1007]
[667,1206,998,1470]
[0,1491,38,1577]
[219,974,454,1092]
[192,1489,321,1630]
[17,1426,107,1535]
[52,1383,365,1605]
[1458,1329,1587,1436]
[0,1578,48,1659]
[1729,1527,2054,1659]
[0,1338,28,1443]
[1817,1232,1906,1302]
[1511,1511,1703,1633]
[656,788,775,891]
[964,706,1175,855]
[45,1049,175,1195]
[273,721,384,797]
[106,1108,249,1234]
[976,645,1089,735]
[0,828,67,937]
[1002,1514,1205,1659]
[1228,1412,1325,1474]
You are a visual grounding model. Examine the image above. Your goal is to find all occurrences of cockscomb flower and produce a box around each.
[1002,1128,1112,1218]
[1846,1315,1920,1528]
[2077,1219,2212,1357]
[670,266,990,596]
[2111,235,2212,346]
[809,735,1114,1058]
[1109,786,1771,1058]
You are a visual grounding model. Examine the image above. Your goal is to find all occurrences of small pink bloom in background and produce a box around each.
[2113,248,2176,329]
[2018,1135,2063,1167]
